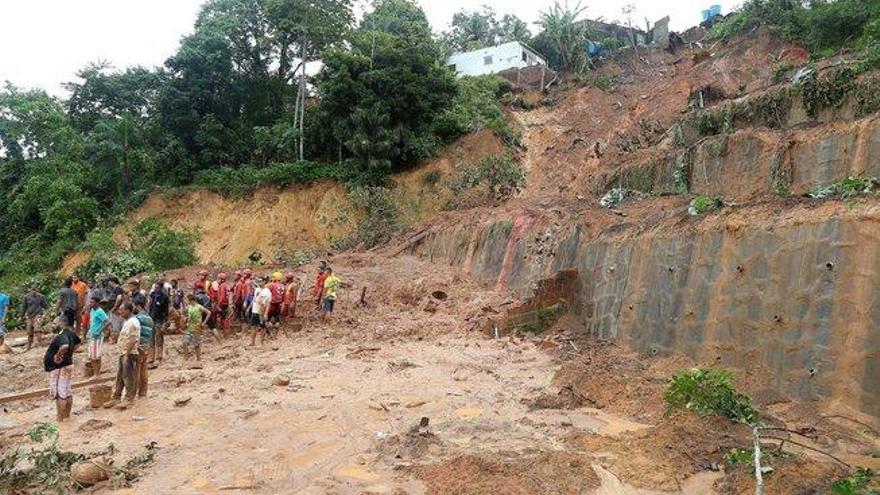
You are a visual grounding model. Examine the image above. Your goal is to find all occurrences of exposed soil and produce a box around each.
[2,251,874,494]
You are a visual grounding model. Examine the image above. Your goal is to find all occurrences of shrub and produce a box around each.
[688,195,724,215]
[665,368,760,425]
[347,186,402,249]
[446,152,524,207]
[128,218,198,272]
[193,161,352,192]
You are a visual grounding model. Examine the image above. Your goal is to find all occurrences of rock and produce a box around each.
[89,385,113,409]
[70,460,111,485]
[78,419,113,432]
[174,397,192,407]
[273,375,290,386]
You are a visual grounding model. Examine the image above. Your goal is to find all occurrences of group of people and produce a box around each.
[0,261,341,421]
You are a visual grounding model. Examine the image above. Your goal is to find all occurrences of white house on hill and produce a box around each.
[447,41,547,77]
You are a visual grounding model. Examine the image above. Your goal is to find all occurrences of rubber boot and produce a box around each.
[56,399,65,421]
[83,361,93,379]
[94,357,102,376]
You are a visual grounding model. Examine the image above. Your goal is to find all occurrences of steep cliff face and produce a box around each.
[409,201,879,417]
[403,34,880,418]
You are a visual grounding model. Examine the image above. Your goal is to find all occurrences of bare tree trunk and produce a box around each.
[298,38,307,161]
[753,426,764,495]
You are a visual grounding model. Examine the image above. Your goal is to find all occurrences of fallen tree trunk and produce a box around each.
[0,376,114,404]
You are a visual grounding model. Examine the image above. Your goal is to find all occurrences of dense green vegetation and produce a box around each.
[0,0,521,308]
[710,0,880,60]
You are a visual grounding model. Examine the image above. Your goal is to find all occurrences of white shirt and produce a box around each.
[251,287,271,315]
[118,316,141,356]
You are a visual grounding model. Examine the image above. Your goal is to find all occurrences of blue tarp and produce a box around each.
[702,5,722,22]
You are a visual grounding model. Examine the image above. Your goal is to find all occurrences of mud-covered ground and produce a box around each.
[2,256,878,494]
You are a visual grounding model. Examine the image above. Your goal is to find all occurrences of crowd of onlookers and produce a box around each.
[0,261,341,421]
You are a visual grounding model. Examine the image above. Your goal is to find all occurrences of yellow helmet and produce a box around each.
[272,271,283,281]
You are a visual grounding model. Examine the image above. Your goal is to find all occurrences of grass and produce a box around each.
[830,468,877,495]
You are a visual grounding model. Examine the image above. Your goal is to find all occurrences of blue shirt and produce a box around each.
[88,307,109,340]
[135,313,154,347]
[0,293,9,320]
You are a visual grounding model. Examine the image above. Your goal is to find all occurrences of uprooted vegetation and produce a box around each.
[0,423,156,494]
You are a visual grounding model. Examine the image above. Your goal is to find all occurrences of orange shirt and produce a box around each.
[72,281,89,306]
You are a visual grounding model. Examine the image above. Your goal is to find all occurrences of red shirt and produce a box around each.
[313,273,328,298]
[214,282,229,306]
[232,280,244,303]
[269,282,285,304]
[192,278,207,295]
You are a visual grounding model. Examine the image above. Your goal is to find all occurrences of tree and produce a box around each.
[64,62,164,133]
[445,7,531,52]
[264,0,354,160]
[316,0,457,180]
[532,1,592,72]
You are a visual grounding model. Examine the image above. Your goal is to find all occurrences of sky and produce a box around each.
[0,0,730,96]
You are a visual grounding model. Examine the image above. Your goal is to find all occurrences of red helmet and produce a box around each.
[198,269,209,276]
[243,268,253,276]
[285,271,295,280]
[219,272,228,280]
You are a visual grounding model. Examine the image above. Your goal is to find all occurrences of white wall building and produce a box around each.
[447,41,547,77]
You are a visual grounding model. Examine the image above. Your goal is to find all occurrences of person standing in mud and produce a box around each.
[105,302,140,409]
[133,303,154,397]
[58,278,79,330]
[84,296,109,378]
[0,289,9,351]
[148,280,170,366]
[183,294,211,362]
[212,272,231,337]
[249,277,271,346]
[71,274,89,336]
[282,272,299,320]
[43,321,81,421]
[311,262,329,310]
[267,272,285,332]
[194,284,221,344]
[232,271,245,322]
[21,284,47,351]
[107,277,125,344]
[320,267,340,322]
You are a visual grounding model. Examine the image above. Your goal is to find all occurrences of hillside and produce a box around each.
[93,28,880,420]
[2,2,879,495]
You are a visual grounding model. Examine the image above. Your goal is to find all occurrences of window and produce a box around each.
[484,55,493,65]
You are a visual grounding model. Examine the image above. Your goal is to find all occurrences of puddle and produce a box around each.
[592,464,722,495]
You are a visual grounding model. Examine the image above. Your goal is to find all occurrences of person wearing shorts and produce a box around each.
[85,297,109,377]
[44,325,81,421]
[184,294,210,362]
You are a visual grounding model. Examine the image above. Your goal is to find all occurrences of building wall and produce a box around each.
[447,42,545,77]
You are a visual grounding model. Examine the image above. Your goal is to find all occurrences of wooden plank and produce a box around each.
[0,376,114,404]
